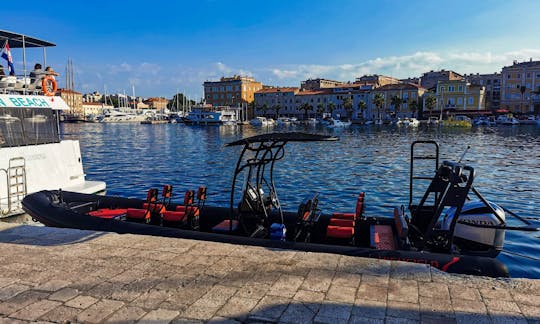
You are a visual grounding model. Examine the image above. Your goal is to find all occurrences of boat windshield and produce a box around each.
[0,106,59,147]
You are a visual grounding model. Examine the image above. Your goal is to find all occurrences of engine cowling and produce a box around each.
[441,201,505,257]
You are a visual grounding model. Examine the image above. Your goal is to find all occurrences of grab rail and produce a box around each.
[0,168,8,215]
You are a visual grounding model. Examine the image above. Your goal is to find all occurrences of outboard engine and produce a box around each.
[440,201,505,257]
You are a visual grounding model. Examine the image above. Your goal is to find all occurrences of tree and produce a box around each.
[373,94,384,120]
[260,104,268,117]
[425,96,436,117]
[342,97,353,119]
[168,93,194,110]
[390,95,403,117]
[317,103,325,118]
[408,99,418,118]
[299,103,312,119]
[327,102,336,118]
[273,104,282,118]
[357,100,367,120]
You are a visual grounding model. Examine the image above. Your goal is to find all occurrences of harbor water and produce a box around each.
[61,123,540,278]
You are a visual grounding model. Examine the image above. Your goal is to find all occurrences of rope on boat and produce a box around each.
[501,249,540,262]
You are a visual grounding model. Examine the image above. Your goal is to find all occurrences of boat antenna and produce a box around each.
[458,145,471,163]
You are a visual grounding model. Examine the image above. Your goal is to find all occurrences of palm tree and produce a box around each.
[408,99,418,118]
[425,96,436,118]
[299,103,312,120]
[273,104,282,119]
[342,97,353,119]
[357,100,367,120]
[317,103,324,118]
[327,102,336,118]
[260,104,268,117]
[390,95,403,117]
[373,94,384,120]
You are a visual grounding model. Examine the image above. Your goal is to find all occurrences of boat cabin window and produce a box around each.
[0,107,59,147]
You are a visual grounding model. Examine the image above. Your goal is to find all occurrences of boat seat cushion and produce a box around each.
[329,218,354,227]
[142,203,166,213]
[88,208,128,219]
[332,212,355,220]
[212,219,239,233]
[126,208,151,220]
[370,225,396,250]
[162,210,188,222]
[326,225,354,239]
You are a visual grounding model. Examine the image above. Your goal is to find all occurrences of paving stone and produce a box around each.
[203,285,238,302]
[419,296,454,317]
[356,283,388,302]
[48,287,79,302]
[76,298,124,323]
[420,315,457,324]
[387,300,420,321]
[418,282,450,299]
[181,305,221,320]
[9,299,61,321]
[326,284,357,303]
[451,299,487,315]
[130,288,171,309]
[249,295,290,321]
[512,292,540,307]
[207,316,241,324]
[348,315,385,324]
[39,305,81,322]
[267,274,304,298]
[0,290,49,316]
[332,272,362,288]
[385,317,421,324]
[138,308,180,323]
[0,283,30,301]
[455,312,492,324]
[216,296,258,320]
[359,274,389,286]
[449,285,482,301]
[388,279,419,303]
[65,295,99,309]
[316,301,352,321]
[484,298,521,314]
[105,305,147,323]
[279,301,317,323]
[519,303,540,319]
[235,283,270,299]
[479,286,513,301]
[490,313,528,324]
[293,289,325,303]
[352,298,386,319]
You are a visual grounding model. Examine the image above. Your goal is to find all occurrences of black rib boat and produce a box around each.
[22,133,538,278]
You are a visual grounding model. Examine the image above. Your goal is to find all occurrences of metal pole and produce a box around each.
[43,48,47,66]
[22,36,27,95]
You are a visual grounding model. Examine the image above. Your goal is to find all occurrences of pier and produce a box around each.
[0,222,538,323]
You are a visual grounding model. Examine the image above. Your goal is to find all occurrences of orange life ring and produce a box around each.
[42,76,58,96]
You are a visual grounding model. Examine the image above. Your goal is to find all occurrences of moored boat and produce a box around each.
[22,133,538,277]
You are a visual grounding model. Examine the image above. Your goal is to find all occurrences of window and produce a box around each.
[448,86,455,92]
[439,86,445,93]
[448,98,455,106]
[457,97,463,105]
[537,73,540,78]
[226,86,232,91]
[527,73,531,78]
[458,85,463,92]
[507,74,511,79]
[516,84,521,89]
[517,74,521,78]
[468,97,474,105]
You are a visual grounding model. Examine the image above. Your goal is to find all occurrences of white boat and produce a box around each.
[98,109,149,123]
[326,118,351,128]
[496,114,520,125]
[427,117,440,125]
[473,116,496,126]
[396,117,420,127]
[276,117,291,126]
[249,116,275,126]
[0,30,106,218]
[184,105,239,125]
[303,118,318,125]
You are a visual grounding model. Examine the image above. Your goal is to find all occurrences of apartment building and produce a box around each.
[435,80,486,113]
[464,73,501,110]
[254,87,299,116]
[58,89,83,117]
[420,70,463,90]
[369,83,427,119]
[144,97,168,110]
[204,75,263,106]
[501,59,540,114]
[355,74,400,88]
[300,78,342,90]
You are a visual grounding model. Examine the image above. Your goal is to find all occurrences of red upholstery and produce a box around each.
[329,218,354,227]
[212,219,239,232]
[162,210,188,222]
[371,225,395,250]
[326,225,354,239]
[126,208,151,221]
[331,212,355,220]
[142,203,166,213]
[88,208,127,219]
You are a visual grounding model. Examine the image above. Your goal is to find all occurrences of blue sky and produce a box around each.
[3,0,540,99]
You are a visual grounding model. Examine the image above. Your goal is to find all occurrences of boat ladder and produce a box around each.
[0,157,27,217]
[409,141,439,208]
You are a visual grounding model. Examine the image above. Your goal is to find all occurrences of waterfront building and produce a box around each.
[370,83,427,119]
[58,88,83,117]
[300,78,343,90]
[464,73,501,111]
[432,80,486,116]
[82,91,103,103]
[144,97,168,110]
[355,74,400,88]
[420,70,463,90]
[82,102,113,117]
[204,75,263,107]
[254,87,299,117]
[501,59,540,114]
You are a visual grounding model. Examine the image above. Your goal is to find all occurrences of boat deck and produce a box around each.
[0,222,537,323]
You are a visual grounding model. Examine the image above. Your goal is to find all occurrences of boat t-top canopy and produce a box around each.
[225,132,338,237]
[225,132,338,146]
[0,30,56,48]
